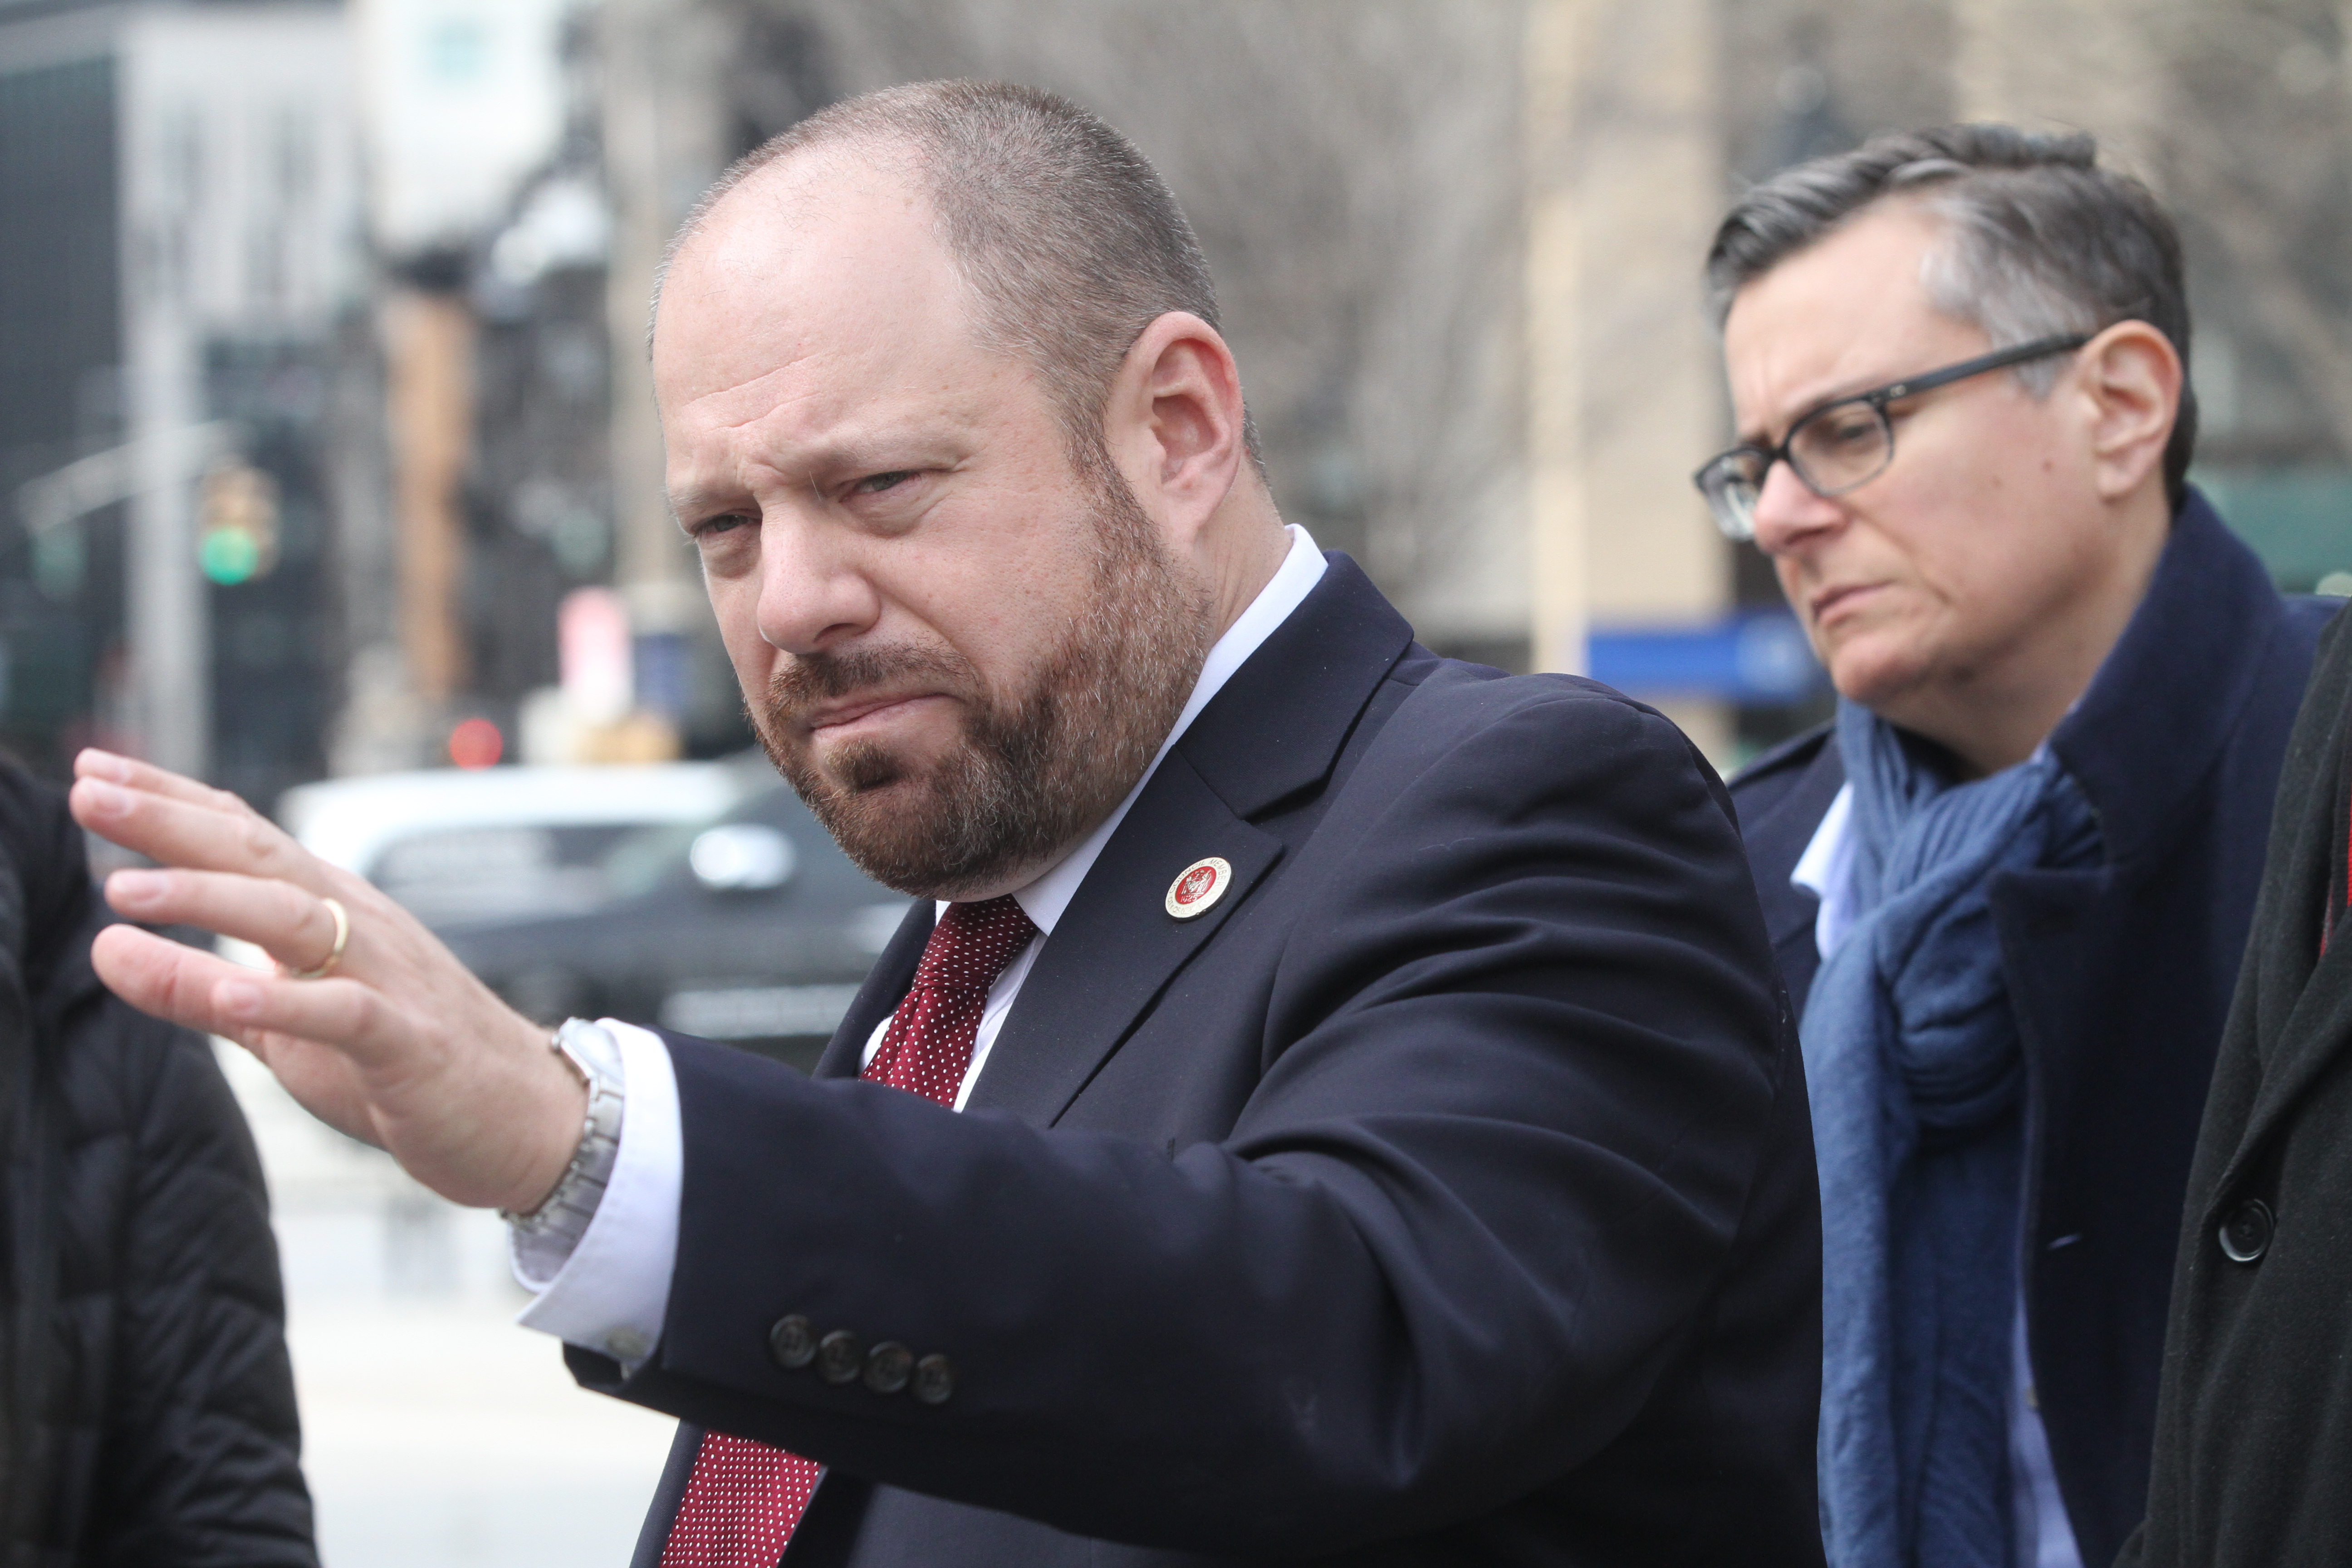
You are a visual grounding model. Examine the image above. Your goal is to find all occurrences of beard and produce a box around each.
[750,471,1215,899]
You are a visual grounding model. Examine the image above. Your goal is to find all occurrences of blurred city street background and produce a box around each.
[4,0,2352,1561]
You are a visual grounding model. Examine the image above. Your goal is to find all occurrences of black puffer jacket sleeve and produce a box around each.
[0,764,317,1566]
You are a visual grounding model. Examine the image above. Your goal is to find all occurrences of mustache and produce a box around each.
[764,642,980,722]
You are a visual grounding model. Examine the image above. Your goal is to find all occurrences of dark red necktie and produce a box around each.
[659,897,1039,1567]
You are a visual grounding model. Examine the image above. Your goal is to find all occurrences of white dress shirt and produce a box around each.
[513,525,1330,1368]
[1792,785,2084,1568]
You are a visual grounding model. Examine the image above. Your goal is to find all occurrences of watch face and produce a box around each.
[557,1018,629,1086]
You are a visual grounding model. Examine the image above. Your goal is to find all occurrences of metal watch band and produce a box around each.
[500,1018,626,1248]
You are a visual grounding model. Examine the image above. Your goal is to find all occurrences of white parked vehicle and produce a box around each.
[277,759,757,928]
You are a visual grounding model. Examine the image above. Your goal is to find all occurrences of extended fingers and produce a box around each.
[75,748,247,812]
[71,770,316,887]
[105,868,348,975]
[89,923,409,1069]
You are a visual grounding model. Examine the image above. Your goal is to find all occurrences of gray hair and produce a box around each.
[1705,124,2195,506]
[659,80,1254,478]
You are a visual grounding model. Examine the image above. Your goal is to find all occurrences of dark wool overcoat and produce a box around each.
[2121,601,2352,1568]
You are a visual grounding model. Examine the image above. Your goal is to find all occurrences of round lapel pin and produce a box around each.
[1165,856,1233,920]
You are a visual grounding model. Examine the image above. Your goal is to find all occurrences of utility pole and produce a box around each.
[1523,0,1729,754]
[600,0,730,724]
[124,338,209,779]
[121,50,208,781]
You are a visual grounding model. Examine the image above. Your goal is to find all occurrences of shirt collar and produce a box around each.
[938,524,1329,936]
[1790,735,2059,960]
[1791,781,1856,959]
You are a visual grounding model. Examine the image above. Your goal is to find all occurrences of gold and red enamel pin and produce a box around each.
[1165,856,1234,920]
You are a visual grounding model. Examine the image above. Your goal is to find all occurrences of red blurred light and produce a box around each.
[448,718,503,769]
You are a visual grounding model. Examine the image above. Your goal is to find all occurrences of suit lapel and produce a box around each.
[964,752,1284,1123]
[2205,633,2352,1207]
[812,899,931,1081]
[2215,853,2352,1204]
[1741,739,1843,1014]
[2227,942,2352,1200]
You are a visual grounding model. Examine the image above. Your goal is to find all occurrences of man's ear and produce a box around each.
[1104,311,1247,544]
[2079,319,2182,503]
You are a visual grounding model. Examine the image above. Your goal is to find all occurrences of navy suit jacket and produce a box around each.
[579,556,1824,1566]
[1729,495,2331,1568]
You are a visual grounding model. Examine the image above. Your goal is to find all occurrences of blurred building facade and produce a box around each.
[335,0,649,778]
[529,0,2352,774]
[4,0,2352,797]
[0,0,354,806]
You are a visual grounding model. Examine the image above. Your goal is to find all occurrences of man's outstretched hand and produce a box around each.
[68,748,588,1213]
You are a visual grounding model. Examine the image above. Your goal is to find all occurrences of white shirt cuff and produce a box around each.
[511,1019,681,1371]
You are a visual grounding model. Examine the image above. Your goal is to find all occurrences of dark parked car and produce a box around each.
[441,781,909,1072]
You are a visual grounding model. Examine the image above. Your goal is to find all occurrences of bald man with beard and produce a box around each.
[64,83,1823,1567]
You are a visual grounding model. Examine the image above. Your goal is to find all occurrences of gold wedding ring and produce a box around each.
[284,896,350,981]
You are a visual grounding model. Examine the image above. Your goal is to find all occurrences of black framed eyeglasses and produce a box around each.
[1692,333,2091,542]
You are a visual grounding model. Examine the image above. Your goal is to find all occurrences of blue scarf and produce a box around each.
[1805,701,2100,1568]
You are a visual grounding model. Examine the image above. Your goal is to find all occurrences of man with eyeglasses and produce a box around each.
[1703,125,2335,1568]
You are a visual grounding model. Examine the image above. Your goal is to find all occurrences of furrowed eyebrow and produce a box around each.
[666,484,758,530]
[662,423,960,526]
[799,438,932,477]
[1743,376,1887,447]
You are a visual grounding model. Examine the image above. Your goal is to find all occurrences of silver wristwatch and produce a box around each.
[500,1018,626,1250]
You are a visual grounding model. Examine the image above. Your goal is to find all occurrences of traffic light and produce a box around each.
[198,461,281,585]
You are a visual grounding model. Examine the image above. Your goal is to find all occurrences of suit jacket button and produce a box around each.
[864,1341,914,1395]
[2218,1198,2274,1264]
[816,1330,863,1384]
[911,1353,956,1405]
[769,1315,816,1370]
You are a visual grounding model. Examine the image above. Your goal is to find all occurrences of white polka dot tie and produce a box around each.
[660,897,1039,1567]
[860,897,1039,1104]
